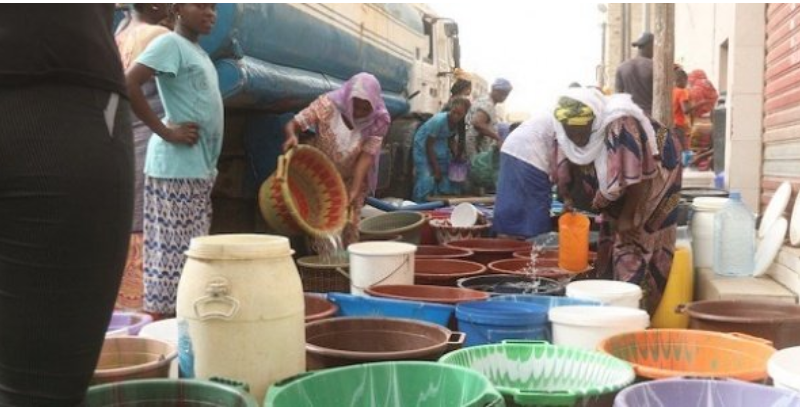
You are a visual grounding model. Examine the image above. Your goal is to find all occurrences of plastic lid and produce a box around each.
[185,235,292,260]
[348,241,417,256]
[692,197,729,212]
[549,305,650,328]
[565,280,643,299]
[768,346,800,391]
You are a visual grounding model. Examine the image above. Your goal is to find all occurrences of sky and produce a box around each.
[428,2,604,117]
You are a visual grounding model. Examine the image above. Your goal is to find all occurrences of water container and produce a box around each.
[177,235,305,402]
[347,241,416,295]
[549,306,649,350]
[691,197,728,269]
[566,280,642,308]
[455,301,548,347]
[651,247,693,328]
[327,292,455,327]
[714,191,755,276]
[676,226,693,267]
[558,213,590,272]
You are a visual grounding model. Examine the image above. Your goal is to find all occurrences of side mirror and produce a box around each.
[444,22,459,37]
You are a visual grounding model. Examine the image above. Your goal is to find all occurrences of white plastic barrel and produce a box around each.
[768,346,800,393]
[139,318,179,378]
[347,241,417,295]
[549,306,650,350]
[177,235,305,402]
[691,197,728,270]
[566,280,643,308]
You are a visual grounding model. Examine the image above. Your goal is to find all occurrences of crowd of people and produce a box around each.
[0,3,722,405]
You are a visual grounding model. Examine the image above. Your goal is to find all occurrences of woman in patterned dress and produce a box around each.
[552,89,682,313]
[282,73,391,247]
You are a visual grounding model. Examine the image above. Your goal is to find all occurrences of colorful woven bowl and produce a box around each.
[259,145,349,238]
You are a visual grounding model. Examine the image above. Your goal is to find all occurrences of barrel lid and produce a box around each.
[692,197,729,212]
[348,241,417,256]
[768,347,800,391]
[186,235,292,260]
[549,305,650,328]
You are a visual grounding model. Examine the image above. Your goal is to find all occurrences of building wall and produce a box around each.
[603,3,765,210]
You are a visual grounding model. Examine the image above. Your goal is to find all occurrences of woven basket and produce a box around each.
[428,218,492,245]
[259,145,349,238]
[296,255,350,293]
[359,211,427,245]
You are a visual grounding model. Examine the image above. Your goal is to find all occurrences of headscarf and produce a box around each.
[687,70,718,117]
[554,97,596,127]
[327,72,391,194]
[552,88,609,198]
[491,78,513,92]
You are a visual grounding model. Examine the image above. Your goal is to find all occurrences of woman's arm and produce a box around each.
[425,135,442,181]
[126,63,198,145]
[471,110,500,142]
[282,119,302,152]
[349,150,374,205]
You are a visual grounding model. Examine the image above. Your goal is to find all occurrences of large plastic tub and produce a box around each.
[92,337,178,385]
[566,280,642,308]
[106,312,153,337]
[265,361,504,407]
[305,317,463,370]
[85,378,258,407]
[440,341,634,407]
[683,300,800,349]
[457,275,565,296]
[599,329,776,382]
[304,293,338,323]
[414,258,487,286]
[614,378,800,407]
[455,301,548,347]
[366,284,489,304]
[490,295,602,342]
[327,292,453,327]
[549,306,649,350]
[445,239,531,265]
[769,346,800,393]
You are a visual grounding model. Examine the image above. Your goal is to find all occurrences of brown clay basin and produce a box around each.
[414,259,487,286]
[365,284,489,304]
[683,300,800,349]
[305,317,464,370]
[488,258,572,279]
[445,239,531,265]
[305,294,338,323]
[415,245,474,260]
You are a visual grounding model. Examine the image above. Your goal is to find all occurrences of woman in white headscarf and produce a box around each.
[553,89,682,314]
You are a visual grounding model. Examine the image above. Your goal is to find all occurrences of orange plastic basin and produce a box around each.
[598,329,775,382]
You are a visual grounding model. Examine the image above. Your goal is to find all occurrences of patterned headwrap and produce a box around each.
[326,72,391,195]
[554,97,596,127]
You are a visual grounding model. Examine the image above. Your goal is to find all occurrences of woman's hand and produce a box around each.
[282,134,299,153]
[163,122,199,145]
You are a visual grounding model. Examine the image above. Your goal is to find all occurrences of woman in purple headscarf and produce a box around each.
[283,72,390,246]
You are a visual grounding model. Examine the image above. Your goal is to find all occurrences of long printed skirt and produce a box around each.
[143,177,215,315]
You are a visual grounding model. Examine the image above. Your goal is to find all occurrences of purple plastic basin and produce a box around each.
[106,312,153,336]
[614,378,800,407]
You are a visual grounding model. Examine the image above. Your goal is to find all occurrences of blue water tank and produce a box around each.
[201,4,415,94]
[215,57,410,117]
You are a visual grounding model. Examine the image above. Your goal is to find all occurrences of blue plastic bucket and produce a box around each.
[327,293,454,327]
[455,301,548,347]
[488,295,602,342]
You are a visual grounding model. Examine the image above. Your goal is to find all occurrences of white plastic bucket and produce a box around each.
[691,197,728,269]
[177,234,305,402]
[347,241,417,296]
[566,280,643,308]
[549,305,650,350]
[768,346,800,393]
[139,318,179,378]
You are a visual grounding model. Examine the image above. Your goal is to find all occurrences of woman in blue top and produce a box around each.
[126,3,223,317]
[412,97,471,203]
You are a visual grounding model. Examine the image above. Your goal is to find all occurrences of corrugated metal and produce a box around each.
[763,4,800,211]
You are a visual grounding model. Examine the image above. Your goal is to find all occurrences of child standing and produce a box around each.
[126,3,223,317]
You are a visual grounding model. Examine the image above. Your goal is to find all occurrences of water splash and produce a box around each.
[316,231,347,264]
